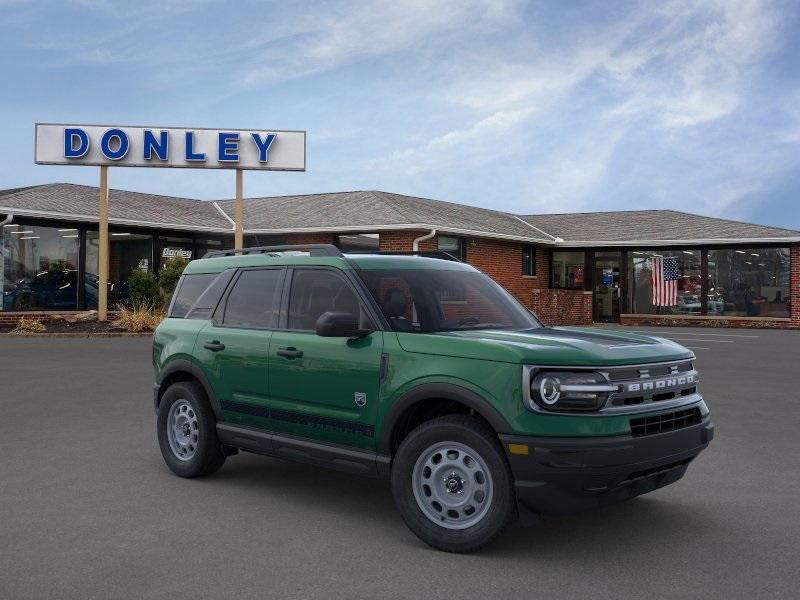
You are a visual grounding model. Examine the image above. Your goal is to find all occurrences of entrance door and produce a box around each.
[593,251,622,322]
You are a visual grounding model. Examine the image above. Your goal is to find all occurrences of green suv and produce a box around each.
[153,244,713,552]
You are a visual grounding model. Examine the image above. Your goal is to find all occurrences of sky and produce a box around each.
[1,0,799,229]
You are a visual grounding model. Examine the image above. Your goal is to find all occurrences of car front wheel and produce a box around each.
[391,414,516,552]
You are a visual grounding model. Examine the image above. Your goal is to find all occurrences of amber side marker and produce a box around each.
[508,443,529,455]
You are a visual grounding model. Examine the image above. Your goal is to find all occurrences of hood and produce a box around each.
[395,326,693,366]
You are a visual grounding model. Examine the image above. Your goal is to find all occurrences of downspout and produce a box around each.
[412,228,436,251]
[0,213,12,226]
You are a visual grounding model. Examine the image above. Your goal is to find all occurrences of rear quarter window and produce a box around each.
[169,273,220,318]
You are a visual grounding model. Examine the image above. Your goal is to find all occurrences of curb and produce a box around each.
[0,332,154,338]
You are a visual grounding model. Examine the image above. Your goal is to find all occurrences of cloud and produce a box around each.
[238,0,521,88]
[377,106,536,175]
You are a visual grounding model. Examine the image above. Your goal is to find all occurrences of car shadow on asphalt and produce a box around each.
[195,452,717,556]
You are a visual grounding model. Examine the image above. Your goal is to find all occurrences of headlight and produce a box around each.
[527,370,617,412]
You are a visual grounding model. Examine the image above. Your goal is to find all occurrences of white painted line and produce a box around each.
[683,346,711,350]
[623,329,761,338]
[659,332,760,338]
[662,338,734,343]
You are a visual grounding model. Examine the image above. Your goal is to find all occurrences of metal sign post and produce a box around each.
[98,166,109,320]
[34,123,306,320]
[235,169,244,249]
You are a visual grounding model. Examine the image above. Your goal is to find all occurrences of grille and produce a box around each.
[607,360,693,382]
[606,361,698,409]
[629,407,702,437]
[622,458,693,483]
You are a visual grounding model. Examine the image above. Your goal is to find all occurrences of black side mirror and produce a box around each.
[315,311,371,338]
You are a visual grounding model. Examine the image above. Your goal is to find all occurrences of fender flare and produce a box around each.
[378,383,512,455]
[156,358,222,419]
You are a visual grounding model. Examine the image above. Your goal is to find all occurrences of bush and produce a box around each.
[113,301,164,332]
[159,257,188,299]
[11,317,46,334]
[127,268,162,307]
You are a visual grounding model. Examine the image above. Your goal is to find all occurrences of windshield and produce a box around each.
[358,268,542,333]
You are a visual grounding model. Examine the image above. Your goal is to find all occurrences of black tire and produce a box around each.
[391,414,516,553]
[157,381,226,478]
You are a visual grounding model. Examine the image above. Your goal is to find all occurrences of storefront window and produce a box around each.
[196,237,232,258]
[707,248,790,318]
[159,236,194,269]
[629,249,702,314]
[1,224,80,310]
[438,236,465,261]
[337,233,379,252]
[85,230,153,308]
[551,251,585,289]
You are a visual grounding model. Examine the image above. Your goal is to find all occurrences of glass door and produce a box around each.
[593,251,622,322]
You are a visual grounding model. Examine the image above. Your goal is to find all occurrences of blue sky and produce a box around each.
[1,0,799,228]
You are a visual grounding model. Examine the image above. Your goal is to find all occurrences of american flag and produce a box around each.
[651,256,679,306]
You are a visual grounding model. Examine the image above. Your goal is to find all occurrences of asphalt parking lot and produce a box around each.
[1,328,799,599]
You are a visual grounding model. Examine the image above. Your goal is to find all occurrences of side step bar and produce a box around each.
[217,423,391,479]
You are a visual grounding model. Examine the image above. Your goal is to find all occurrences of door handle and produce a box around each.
[276,346,303,359]
[204,341,226,352]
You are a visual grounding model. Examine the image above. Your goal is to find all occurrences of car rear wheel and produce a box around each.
[391,415,516,552]
[157,381,226,478]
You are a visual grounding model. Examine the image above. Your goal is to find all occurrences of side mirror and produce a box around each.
[315,311,371,338]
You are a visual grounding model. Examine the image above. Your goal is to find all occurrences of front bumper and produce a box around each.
[500,417,714,515]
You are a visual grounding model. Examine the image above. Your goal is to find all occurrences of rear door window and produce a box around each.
[184,269,236,320]
[221,268,284,329]
[169,273,218,318]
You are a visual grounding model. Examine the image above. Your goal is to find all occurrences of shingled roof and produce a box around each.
[0,183,230,232]
[1,183,798,244]
[519,210,800,245]
[215,190,551,242]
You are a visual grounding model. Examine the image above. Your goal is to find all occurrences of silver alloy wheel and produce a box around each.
[411,441,494,530]
[167,399,199,461]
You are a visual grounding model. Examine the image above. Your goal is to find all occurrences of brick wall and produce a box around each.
[791,243,799,326]
[0,311,120,326]
[378,230,437,252]
[284,232,337,245]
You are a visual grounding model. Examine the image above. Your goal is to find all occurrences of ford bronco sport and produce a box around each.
[153,244,713,552]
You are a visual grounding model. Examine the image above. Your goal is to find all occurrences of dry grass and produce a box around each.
[113,302,164,332]
[11,317,46,334]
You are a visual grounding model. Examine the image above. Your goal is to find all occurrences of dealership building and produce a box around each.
[1,182,798,328]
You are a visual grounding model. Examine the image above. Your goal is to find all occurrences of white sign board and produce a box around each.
[34,123,306,171]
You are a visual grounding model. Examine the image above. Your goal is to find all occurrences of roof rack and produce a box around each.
[346,250,462,262]
[203,244,344,259]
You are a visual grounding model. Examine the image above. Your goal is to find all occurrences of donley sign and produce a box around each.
[33,122,306,320]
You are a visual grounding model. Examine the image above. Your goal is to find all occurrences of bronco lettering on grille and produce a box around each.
[626,374,695,393]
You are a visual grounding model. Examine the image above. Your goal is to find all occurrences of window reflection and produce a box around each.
[551,251,585,289]
[1,224,80,310]
[85,231,153,308]
[629,250,702,315]
[337,233,380,253]
[707,248,790,318]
